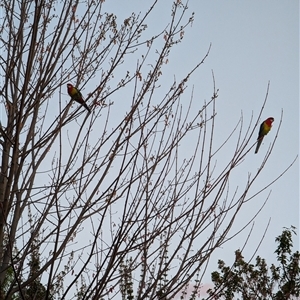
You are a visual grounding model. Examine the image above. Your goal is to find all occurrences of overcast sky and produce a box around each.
[102,1,299,294]
[2,0,298,297]
[29,0,299,297]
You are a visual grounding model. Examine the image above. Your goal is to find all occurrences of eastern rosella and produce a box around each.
[67,83,91,113]
[255,117,274,154]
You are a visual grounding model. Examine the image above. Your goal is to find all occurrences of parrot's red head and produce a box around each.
[67,83,73,92]
[266,117,274,126]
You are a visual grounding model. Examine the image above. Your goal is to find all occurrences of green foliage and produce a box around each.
[0,235,53,300]
[1,266,18,300]
[120,258,135,300]
[206,227,300,299]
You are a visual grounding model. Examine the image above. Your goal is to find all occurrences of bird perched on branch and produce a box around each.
[67,83,91,113]
[255,117,274,154]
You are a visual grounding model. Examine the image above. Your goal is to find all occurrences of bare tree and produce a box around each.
[0,0,292,299]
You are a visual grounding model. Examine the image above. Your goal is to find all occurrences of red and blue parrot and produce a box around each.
[67,83,91,113]
[255,117,274,154]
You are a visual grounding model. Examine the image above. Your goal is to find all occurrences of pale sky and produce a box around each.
[101,0,299,292]
[2,1,298,298]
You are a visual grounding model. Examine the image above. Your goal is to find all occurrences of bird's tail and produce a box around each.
[83,103,91,113]
[254,138,263,154]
